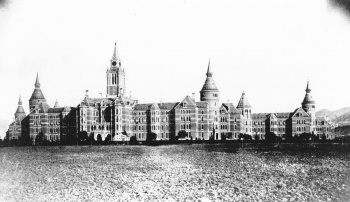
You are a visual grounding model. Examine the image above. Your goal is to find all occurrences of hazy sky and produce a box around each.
[1,0,350,126]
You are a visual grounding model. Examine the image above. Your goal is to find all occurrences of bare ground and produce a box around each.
[0,143,349,201]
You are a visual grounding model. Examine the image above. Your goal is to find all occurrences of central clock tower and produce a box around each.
[106,43,125,97]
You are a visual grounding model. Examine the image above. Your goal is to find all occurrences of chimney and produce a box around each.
[192,93,195,101]
[85,90,89,98]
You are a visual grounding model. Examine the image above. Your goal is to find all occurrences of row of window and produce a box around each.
[180,109,192,114]
[253,128,265,132]
[220,125,228,130]
[296,127,306,132]
[181,116,191,122]
[315,127,328,132]
[157,133,169,139]
[181,124,191,130]
[49,128,59,133]
[270,128,285,132]
[253,121,265,125]
[49,135,59,141]
[270,121,286,125]
[296,120,306,124]
[134,111,146,116]
[50,121,59,125]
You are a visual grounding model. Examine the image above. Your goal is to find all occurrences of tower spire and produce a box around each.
[18,95,22,106]
[111,42,120,61]
[35,73,40,88]
[206,60,213,77]
[306,79,311,93]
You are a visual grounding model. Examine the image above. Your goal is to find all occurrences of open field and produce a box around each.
[0,143,349,201]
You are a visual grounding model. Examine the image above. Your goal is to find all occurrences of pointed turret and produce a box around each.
[201,60,218,91]
[54,99,60,108]
[15,96,26,119]
[107,43,125,97]
[301,80,315,117]
[29,73,47,111]
[200,60,220,108]
[237,92,251,109]
[236,91,252,119]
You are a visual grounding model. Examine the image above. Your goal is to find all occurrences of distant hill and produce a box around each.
[333,112,350,127]
[316,107,350,120]
[0,119,12,139]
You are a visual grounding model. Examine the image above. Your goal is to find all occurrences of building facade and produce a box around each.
[6,43,334,142]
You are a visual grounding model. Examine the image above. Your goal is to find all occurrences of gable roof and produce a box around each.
[222,103,240,113]
[175,95,197,108]
[292,107,310,117]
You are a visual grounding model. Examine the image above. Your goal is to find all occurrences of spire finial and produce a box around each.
[306,80,311,92]
[206,59,213,77]
[18,96,22,106]
[35,73,40,88]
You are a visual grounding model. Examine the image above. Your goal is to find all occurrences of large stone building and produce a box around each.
[6,43,334,143]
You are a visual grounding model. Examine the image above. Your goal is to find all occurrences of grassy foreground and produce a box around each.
[0,143,349,201]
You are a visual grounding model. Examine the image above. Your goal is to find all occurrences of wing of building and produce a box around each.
[6,44,334,143]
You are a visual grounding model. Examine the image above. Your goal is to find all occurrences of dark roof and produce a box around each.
[81,97,115,106]
[302,94,315,105]
[15,105,25,114]
[275,112,292,118]
[134,103,152,110]
[48,107,65,113]
[252,113,269,119]
[30,88,46,100]
[201,77,219,91]
[158,102,178,110]
[222,103,239,113]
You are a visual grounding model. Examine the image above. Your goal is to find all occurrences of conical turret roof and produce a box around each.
[15,96,25,115]
[237,92,251,108]
[30,73,46,100]
[201,60,218,91]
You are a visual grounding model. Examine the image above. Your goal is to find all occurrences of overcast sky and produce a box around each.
[1,0,350,127]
